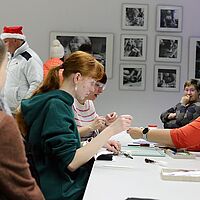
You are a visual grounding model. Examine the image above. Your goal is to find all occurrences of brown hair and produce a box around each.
[184,79,200,92]
[33,51,104,96]
[0,39,6,67]
[16,51,104,136]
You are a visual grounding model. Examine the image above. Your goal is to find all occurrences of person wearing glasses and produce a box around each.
[16,51,132,200]
[73,72,120,153]
[160,79,200,128]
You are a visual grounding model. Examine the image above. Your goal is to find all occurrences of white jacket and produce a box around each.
[3,41,43,112]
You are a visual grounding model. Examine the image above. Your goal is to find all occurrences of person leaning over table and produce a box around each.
[72,44,119,153]
[16,51,133,200]
[128,116,200,151]
[73,72,120,153]
[0,39,44,199]
[160,79,200,128]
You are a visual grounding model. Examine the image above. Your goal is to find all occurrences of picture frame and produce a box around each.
[156,5,183,32]
[120,34,147,61]
[50,32,114,78]
[119,63,146,91]
[188,37,200,80]
[121,3,148,30]
[155,35,182,62]
[154,65,180,92]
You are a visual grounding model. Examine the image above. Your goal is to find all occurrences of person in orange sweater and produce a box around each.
[128,117,200,151]
[43,39,64,80]
[0,39,44,199]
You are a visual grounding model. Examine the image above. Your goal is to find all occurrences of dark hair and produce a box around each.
[99,72,107,84]
[79,43,93,54]
[0,39,6,66]
[184,79,200,92]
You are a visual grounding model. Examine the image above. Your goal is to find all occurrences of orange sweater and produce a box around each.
[170,117,200,151]
[43,57,63,81]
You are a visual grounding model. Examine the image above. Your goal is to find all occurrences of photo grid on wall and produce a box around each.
[119,3,184,92]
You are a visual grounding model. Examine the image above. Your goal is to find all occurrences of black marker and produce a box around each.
[144,158,167,166]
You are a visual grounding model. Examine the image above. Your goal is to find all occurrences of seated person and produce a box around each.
[73,72,119,153]
[160,79,200,128]
[16,51,133,200]
[128,116,200,151]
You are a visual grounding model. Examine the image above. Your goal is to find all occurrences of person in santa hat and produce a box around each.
[0,26,43,114]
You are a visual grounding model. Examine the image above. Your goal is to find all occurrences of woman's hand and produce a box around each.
[105,112,118,125]
[180,95,190,105]
[127,127,143,139]
[168,113,176,120]
[108,115,133,135]
[88,116,106,131]
[104,140,121,154]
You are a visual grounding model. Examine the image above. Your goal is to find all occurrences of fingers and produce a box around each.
[181,95,190,104]
[106,140,121,154]
[127,128,131,133]
[106,112,118,124]
[126,127,142,139]
[120,114,133,121]
[108,112,117,118]
[108,140,121,151]
[127,127,138,134]
[120,115,133,129]
[93,117,106,130]
[109,114,132,133]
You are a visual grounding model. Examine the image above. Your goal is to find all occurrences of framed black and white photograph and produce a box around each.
[188,37,200,80]
[120,34,147,61]
[119,63,146,90]
[154,65,180,92]
[155,35,182,62]
[50,32,114,78]
[121,3,148,30]
[156,5,183,32]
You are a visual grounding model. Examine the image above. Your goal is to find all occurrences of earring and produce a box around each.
[75,84,77,91]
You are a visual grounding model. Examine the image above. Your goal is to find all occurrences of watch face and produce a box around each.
[142,127,149,140]
[143,127,149,134]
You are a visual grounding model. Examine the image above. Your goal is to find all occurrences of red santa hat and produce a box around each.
[1,26,26,40]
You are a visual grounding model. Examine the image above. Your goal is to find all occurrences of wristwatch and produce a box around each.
[142,127,149,140]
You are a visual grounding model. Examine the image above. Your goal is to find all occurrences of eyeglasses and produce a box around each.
[95,82,106,90]
[184,88,196,93]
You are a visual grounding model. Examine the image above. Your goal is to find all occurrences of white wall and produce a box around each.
[1,0,200,127]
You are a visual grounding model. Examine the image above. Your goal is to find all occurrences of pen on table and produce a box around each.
[145,158,167,167]
[128,143,150,147]
[110,145,133,159]
[120,150,134,159]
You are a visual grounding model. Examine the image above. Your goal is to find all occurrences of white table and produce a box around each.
[83,149,200,200]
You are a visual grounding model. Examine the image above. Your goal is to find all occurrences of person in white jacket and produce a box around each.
[0,26,43,114]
